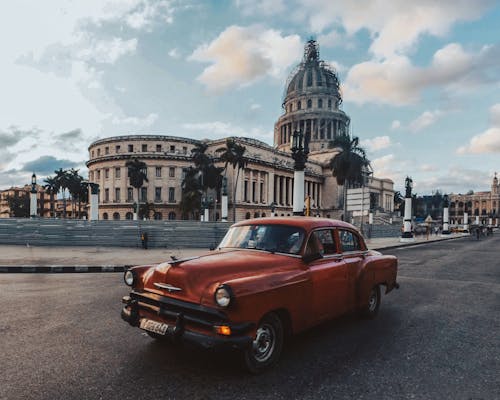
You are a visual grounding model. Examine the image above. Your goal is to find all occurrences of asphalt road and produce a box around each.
[1,235,499,400]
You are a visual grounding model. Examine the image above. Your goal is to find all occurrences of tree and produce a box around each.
[180,167,202,219]
[53,168,71,218]
[6,192,30,217]
[126,158,148,220]
[328,135,370,221]
[393,191,404,215]
[138,202,155,220]
[66,168,86,218]
[181,142,224,220]
[215,138,247,221]
[43,176,59,218]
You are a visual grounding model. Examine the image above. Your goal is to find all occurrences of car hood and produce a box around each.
[143,249,300,304]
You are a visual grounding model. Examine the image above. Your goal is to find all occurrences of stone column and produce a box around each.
[221,176,228,222]
[30,190,37,218]
[463,212,469,233]
[89,183,99,221]
[293,171,305,215]
[400,177,414,242]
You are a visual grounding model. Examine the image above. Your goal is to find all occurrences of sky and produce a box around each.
[1,0,500,195]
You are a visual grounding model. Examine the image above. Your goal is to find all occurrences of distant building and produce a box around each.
[0,185,85,219]
[449,173,499,225]
[86,40,394,222]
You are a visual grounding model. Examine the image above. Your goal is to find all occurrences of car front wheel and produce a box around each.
[242,313,284,374]
[361,285,381,319]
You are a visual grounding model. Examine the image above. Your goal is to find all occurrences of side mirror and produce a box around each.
[302,252,323,263]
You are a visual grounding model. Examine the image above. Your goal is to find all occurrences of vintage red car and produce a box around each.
[121,217,399,372]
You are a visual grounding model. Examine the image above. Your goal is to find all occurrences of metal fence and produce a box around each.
[0,219,231,249]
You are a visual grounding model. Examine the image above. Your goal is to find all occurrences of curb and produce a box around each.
[0,265,131,273]
[372,234,469,251]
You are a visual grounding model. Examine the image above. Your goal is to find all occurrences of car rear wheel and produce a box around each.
[361,285,381,319]
[146,331,170,341]
[242,312,284,374]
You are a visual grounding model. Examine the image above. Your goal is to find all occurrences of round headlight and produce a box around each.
[215,285,232,307]
[124,270,134,286]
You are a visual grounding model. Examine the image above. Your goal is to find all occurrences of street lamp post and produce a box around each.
[291,128,310,216]
[30,173,37,218]
[221,176,228,222]
[442,194,450,235]
[400,176,415,242]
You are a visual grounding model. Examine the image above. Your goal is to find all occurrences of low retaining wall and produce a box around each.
[0,219,231,249]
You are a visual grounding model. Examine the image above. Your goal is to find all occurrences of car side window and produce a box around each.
[305,229,336,256]
[338,230,361,252]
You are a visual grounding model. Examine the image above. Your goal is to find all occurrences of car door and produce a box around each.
[306,229,349,322]
[336,228,366,312]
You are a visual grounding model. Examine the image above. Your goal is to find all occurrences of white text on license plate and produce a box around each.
[140,319,169,335]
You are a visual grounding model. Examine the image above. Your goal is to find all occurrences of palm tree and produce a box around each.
[216,138,247,221]
[54,168,71,218]
[180,167,202,219]
[43,176,59,218]
[189,142,223,220]
[328,135,370,221]
[66,168,85,218]
[126,158,148,220]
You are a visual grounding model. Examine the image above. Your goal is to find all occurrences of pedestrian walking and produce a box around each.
[141,232,149,249]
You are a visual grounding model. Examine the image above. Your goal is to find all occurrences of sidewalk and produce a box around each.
[0,233,469,273]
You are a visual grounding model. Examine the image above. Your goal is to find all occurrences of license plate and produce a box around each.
[140,318,169,335]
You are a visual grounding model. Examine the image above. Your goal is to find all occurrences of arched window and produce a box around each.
[113,212,120,220]
[154,212,163,220]
[297,101,301,110]
[307,99,312,108]
[125,212,133,220]
[254,212,260,218]
[318,99,323,108]
[245,212,251,219]
[261,213,266,217]
[328,99,332,108]
[103,213,108,220]
[168,212,176,220]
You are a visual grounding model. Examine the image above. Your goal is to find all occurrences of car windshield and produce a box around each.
[219,224,305,255]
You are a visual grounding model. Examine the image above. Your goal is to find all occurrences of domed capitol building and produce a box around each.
[86,40,394,221]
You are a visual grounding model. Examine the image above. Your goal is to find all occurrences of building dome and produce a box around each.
[284,40,342,105]
[274,39,350,153]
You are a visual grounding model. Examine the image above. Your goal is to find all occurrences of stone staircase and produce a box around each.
[0,219,230,249]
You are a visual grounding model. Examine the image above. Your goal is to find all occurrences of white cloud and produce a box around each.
[391,120,401,130]
[344,43,500,106]
[276,0,493,59]
[189,25,302,91]
[409,110,443,132]
[457,128,500,155]
[109,113,159,128]
[235,0,286,16]
[182,121,272,141]
[457,103,500,154]
[168,48,181,59]
[419,164,438,172]
[361,136,392,152]
[77,37,138,64]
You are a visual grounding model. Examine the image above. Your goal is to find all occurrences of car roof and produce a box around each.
[232,217,358,232]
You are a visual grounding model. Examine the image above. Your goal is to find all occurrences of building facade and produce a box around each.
[0,185,79,218]
[86,40,394,222]
[449,173,499,225]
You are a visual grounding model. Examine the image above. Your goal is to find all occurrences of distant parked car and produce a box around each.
[121,217,399,373]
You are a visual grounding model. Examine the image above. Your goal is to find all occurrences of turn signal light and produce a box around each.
[214,325,232,336]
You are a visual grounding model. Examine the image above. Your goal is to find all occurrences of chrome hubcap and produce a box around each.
[252,323,275,362]
[368,289,378,312]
